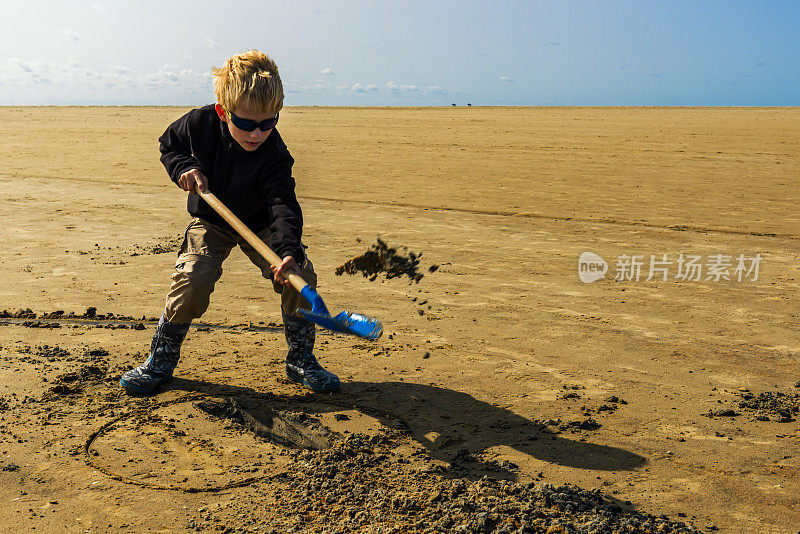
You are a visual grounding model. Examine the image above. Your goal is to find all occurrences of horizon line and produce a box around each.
[1,104,799,109]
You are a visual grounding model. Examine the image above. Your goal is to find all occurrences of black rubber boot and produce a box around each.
[283,310,340,392]
[120,315,190,394]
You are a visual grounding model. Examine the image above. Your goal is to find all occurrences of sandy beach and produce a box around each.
[0,106,798,533]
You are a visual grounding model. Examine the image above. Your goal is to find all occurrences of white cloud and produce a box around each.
[91,2,103,10]
[149,64,198,85]
[349,82,377,93]
[107,64,131,74]
[8,57,34,72]
[499,76,514,82]
[1,57,211,103]
[286,81,332,94]
[203,38,219,50]
[82,68,101,79]
[320,67,333,75]
[386,81,419,93]
[57,28,81,42]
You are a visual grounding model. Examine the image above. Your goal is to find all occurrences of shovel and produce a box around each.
[198,190,383,340]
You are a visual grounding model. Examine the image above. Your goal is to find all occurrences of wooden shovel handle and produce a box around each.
[198,190,308,293]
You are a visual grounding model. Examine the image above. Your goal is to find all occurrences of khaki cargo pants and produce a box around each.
[163,218,316,325]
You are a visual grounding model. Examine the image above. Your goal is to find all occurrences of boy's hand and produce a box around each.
[272,256,301,288]
[178,169,208,193]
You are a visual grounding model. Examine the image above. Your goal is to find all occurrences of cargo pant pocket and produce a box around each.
[163,253,223,324]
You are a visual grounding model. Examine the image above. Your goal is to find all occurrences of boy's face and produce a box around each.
[215,103,277,152]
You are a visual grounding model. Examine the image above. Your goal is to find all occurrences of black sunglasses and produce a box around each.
[225,109,279,132]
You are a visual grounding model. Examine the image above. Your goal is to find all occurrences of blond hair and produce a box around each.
[211,50,284,113]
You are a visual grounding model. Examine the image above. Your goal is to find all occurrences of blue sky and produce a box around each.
[1,0,798,106]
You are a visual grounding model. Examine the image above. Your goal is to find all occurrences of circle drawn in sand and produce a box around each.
[84,395,407,492]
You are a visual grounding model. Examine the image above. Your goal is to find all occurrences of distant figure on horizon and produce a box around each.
[451,103,456,107]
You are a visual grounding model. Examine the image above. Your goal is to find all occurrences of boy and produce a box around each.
[120,50,339,394]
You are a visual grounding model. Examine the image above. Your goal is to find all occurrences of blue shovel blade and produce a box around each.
[298,286,383,340]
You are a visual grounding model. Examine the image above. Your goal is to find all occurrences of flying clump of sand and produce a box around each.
[0,106,798,533]
[335,238,429,282]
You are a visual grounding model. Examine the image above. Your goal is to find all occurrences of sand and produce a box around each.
[0,106,798,533]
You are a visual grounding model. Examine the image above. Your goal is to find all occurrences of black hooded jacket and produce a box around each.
[158,104,304,263]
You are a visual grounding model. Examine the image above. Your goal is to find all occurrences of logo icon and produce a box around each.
[578,252,608,283]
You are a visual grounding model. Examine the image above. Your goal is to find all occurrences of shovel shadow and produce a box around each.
[165,377,646,478]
